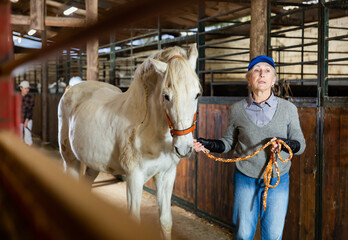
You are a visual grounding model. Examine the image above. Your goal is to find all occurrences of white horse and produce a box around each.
[58,45,201,240]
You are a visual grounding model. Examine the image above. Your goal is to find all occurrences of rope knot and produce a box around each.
[202,138,293,211]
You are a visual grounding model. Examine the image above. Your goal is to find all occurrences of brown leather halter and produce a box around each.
[165,112,197,136]
[164,54,197,136]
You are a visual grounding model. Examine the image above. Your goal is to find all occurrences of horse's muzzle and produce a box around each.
[174,146,193,158]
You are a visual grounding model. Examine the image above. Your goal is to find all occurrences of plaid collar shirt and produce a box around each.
[22,94,35,122]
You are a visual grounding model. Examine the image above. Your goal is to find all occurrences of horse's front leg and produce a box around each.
[154,166,176,240]
[126,170,144,222]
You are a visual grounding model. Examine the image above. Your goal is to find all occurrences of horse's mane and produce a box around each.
[128,46,200,126]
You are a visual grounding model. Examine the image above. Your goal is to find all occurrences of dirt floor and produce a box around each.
[35,141,233,240]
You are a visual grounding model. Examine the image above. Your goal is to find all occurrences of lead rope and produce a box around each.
[201,139,293,211]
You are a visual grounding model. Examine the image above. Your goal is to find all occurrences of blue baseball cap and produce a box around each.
[248,55,275,71]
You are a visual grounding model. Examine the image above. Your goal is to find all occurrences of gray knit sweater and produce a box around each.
[220,97,306,179]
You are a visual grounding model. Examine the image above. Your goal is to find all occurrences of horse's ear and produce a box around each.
[149,58,168,75]
[188,43,198,70]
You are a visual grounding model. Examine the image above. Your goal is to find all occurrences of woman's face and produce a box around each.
[21,87,30,96]
[248,62,276,93]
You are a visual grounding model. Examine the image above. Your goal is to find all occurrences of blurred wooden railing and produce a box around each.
[0,131,162,240]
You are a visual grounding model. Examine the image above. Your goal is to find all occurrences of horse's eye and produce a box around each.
[164,94,170,101]
[195,93,201,100]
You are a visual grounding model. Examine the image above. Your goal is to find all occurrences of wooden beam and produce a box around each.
[30,0,44,30]
[86,0,99,81]
[250,0,268,59]
[47,0,86,16]
[11,15,86,27]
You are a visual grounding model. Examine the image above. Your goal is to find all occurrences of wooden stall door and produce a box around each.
[323,108,348,240]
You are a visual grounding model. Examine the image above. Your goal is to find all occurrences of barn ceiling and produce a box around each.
[9,0,348,52]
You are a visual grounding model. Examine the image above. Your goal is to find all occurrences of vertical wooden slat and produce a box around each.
[86,0,99,81]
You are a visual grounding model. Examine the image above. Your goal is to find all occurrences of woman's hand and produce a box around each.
[193,139,206,152]
[24,118,29,128]
[270,137,279,153]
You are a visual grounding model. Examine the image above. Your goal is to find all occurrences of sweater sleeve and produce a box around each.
[286,102,306,155]
[220,104,238,153]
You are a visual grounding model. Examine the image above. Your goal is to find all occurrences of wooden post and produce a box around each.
[109,32,116,85]
[30,0,45,31]
[41,29,48,143]
[250,0,268,59]
[86,0,98,81]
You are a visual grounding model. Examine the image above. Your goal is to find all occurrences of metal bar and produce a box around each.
[99,30,158,48]
[271,41,318,51]
[197,0,206,95]
[130,31,134,82]
[301,8,305,86]
[326,34,348,41]
[326,57,348,63]
[199,36,249,48]
[109,32,116,85]
[41,29,48,143]
[270,35,318,40]
[204,46,249,50]
[198,6,249,22]
[157,16,162,50]
[315,1,328,239]
[210,72,213,96]
[199,51,249,61]
[199,66,247,74]
[196,20,250,36]
[270,3,317,20]
[271,23,318,36]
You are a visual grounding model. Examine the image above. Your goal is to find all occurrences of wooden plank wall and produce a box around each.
[323,108,348,239]
[167,102,347,239]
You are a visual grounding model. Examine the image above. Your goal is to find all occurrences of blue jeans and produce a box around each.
[233,169,289,240]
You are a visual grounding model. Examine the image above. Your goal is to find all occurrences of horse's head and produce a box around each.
[149,44,201,158]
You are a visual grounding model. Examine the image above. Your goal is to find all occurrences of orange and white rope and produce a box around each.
[202,139,293,211]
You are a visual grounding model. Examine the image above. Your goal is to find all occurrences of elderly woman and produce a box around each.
[194,55,306,240]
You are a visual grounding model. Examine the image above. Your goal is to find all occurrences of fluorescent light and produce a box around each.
[28,29,36,36]
[64,7,78,16]
[10,0,19,3]
[283,6,299,11]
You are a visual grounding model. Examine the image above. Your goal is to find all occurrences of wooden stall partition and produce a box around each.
[32,94,42,137]
[172,156,196,204]
[32,94,62,147]
[196,103,234,225]
[145,157,196,205]
[48,94,62,147]
[322,108,348,239]
[284,107,317,240]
